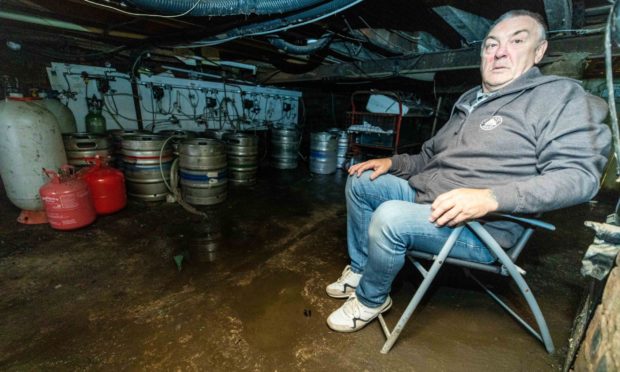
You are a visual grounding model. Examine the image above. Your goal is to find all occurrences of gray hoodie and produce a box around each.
[389,67,612,247]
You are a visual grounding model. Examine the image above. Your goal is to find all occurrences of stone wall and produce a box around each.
[574,254,620,371]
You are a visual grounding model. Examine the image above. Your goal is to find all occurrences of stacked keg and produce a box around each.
[63,133,113,167]
[156,129,196,152]
[329,128,349,169]
[224,132,259,186]
[121,134,172,201]
[309,131,338,174]
[270,127,299,169]
[178,139,227,205]
[108,129,147,169]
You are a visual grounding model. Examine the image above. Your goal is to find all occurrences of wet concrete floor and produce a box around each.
[0,165,615,371]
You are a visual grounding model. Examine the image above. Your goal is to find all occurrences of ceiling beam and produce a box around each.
[432,6,492,43]
[0,9,146,40]
[264,33,607,83]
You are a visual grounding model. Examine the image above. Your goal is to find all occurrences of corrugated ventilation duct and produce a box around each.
[129,0,328,16]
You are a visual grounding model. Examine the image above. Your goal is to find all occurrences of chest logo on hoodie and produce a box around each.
[480,115,503,131]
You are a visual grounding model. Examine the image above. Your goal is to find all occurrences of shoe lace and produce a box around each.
[337,265,353,284]
[342,294,363,319]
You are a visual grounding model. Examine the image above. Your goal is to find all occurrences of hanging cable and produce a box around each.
[102,98,126,129]
[81,0,204,18]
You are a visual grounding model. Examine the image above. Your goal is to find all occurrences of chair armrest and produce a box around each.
[492,213,556,231]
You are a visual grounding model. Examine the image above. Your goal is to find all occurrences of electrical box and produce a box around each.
[47,62,302,133]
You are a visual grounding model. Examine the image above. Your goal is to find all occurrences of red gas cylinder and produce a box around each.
[81,157,127,215]
[39,167,96,230]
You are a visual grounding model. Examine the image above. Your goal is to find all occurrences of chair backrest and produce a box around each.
[507,227,535,262]
[496,213,555,262]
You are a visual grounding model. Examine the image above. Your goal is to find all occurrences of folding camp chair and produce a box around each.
[377,214,556,354]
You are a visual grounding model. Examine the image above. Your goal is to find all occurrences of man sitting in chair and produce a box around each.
[326,9,612,332]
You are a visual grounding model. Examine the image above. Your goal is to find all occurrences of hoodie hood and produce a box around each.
[454,67,578,112]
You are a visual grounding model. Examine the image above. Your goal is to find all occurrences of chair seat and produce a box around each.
[408,250,506,275]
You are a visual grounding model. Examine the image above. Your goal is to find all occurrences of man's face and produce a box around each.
[480,16,548,92]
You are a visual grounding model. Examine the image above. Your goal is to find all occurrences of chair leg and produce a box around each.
[465,269,548,344]
[467,222,555,354]
[379,226,464,354]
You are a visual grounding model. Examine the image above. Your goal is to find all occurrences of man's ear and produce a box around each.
[534,40,548,64]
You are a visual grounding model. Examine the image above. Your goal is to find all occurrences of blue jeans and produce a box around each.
[346,172,496,308]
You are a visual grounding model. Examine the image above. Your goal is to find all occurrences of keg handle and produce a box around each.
[227,138,241,145]
[75,141,98,149]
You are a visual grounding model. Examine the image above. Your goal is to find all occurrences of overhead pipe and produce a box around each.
[267,33,333,54]
[182,0,363,47]
[129,0,328,16]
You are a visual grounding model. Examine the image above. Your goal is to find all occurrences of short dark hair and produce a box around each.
[488,10,548,41]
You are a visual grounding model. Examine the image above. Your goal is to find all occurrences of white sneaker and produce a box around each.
[326,265,362,298]
[326,293,392,332]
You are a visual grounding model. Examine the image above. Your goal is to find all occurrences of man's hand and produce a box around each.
[348,158,392,180]
[430,188,499,227]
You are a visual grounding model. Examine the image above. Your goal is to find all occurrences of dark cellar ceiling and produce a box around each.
[0,0,614,83]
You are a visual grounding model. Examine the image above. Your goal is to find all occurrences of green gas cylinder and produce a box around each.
[85,96,106,134]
